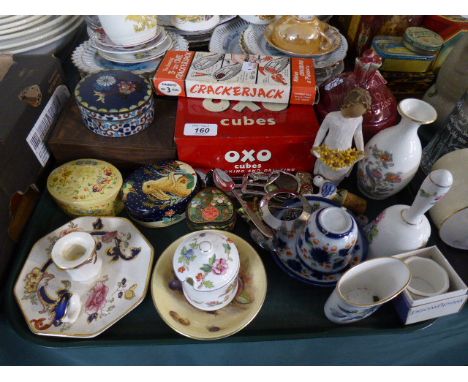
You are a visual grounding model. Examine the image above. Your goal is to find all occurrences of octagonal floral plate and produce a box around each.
[151,230,267,340]
[14,217,154,338]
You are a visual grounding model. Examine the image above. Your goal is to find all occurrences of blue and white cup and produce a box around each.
[296,206,358,274]
[324,257,411,324]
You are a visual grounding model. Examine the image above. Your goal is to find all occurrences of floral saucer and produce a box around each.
[209,17,249,54]
[14,217,154,338]
[272,196,368,287]
[151,230,267,340]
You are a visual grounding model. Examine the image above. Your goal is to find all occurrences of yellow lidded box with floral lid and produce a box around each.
[47,159,123,216]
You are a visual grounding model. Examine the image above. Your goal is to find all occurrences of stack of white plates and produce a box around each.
[0,15,84,54]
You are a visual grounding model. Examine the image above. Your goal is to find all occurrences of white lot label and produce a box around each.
[183,123,218,136]
[26,84,70,166]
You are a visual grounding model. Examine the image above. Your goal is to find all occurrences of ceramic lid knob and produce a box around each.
[429,169,453,188]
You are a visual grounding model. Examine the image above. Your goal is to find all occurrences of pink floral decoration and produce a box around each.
[102,231,119,243]
[85,281,109,314]
[212,258,228,275]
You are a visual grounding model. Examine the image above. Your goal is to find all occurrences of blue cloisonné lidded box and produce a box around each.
[122,160,199,228]
[74,70,154,138]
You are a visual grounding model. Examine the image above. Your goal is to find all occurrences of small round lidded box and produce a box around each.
[74,70,154,138]
[47,159,123,216]
[403,27,443,56]
[122,160,198,227]
[173,231,240,311]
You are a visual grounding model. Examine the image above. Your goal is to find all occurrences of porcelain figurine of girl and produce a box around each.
[312,88,371,185]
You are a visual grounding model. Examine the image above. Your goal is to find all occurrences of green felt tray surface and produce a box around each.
[7,171,461,347]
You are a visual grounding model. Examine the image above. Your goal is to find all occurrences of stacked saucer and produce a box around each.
[72,17,188,77]
[89,26,174,64]
[159,15,236,49]
[0,15,83,55]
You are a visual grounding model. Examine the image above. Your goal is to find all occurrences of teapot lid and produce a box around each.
[173,231,240,291]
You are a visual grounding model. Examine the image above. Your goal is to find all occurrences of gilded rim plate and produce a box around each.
[97,33,173,64]
[151,230,267,340]
[89,26,164,50]
[14,217,154,338]
[264,24,342,58]
[90,27,167,55]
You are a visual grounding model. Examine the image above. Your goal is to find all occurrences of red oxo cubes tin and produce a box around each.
[174,97,320,175]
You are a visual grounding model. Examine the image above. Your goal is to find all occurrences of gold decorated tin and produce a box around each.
[47,159,123,217]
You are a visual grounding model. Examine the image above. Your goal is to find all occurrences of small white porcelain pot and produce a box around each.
[98,15,158,47]
[51,232,102,282]
[404,256,449,297]
[173,231,240,311]
[170,15,219,32]
[296,206,358,274]
[324,257,411,324]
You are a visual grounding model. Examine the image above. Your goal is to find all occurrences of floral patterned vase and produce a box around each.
[357,98,437,200]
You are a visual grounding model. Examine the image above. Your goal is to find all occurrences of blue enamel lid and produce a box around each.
[74,70,153,113]
[122,160,198,222]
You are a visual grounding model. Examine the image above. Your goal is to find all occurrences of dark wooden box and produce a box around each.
[0,54,64,195]
[48,97,178,168]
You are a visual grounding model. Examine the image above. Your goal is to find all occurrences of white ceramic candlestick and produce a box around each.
[366,169,453,258]
[357,98,437,200]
